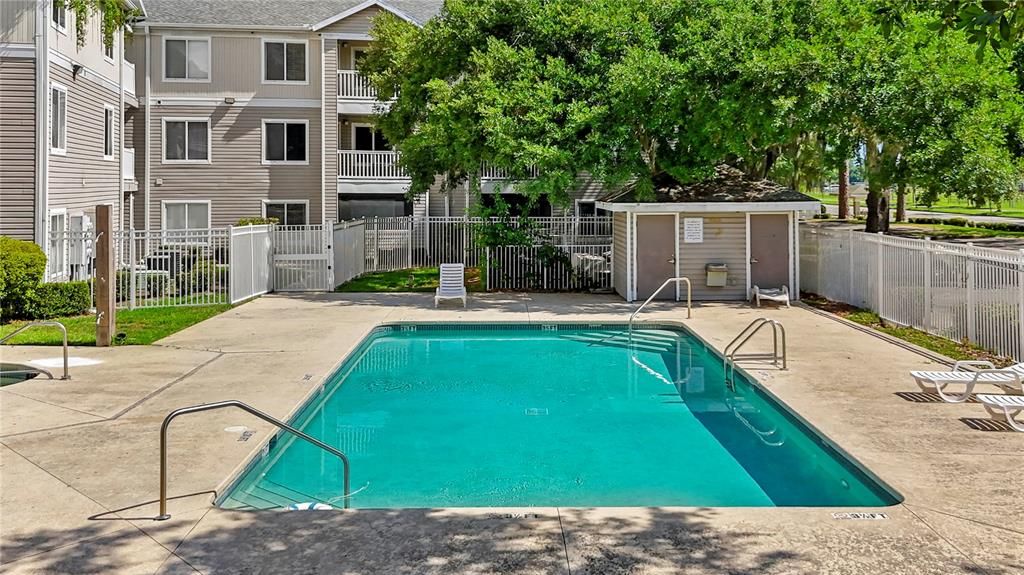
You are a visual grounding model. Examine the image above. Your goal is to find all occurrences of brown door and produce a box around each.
[635,215,676,300]
[749,214,791,292]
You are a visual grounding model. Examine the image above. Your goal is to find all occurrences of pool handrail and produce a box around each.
[156,400,351,520]
[628,277,692,337]
[0,320,70,380]
[723,319,787,389]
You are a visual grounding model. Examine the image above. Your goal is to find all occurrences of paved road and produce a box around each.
[823,204,1024,225]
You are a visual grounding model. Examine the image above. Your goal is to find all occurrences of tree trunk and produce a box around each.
[838,160,849,220]
[895,182,907,223]
[864,138,882,233]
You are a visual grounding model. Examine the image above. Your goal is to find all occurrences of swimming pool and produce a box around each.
[220,323,899,509]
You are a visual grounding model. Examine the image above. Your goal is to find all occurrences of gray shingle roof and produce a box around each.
[600,166,817,204]
[141,0,442,28]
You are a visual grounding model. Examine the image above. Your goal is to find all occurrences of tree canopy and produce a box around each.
[361,0,1024,232]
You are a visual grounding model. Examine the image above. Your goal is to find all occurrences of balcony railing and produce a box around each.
[123,148,135,180]
[337,70,376,100]
[480,163,540,180]
[124,60,136,97]
[338,150,409,180]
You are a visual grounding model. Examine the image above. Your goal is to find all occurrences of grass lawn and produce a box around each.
[807,191,1024,219]
[801,294,1013,367]
[336,267,484,293]
[0,304,231,346]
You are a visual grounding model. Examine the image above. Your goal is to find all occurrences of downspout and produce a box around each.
[34,1,49,249]
[320,37,327,224]
[118,26,124,232]
[143,25,151,231]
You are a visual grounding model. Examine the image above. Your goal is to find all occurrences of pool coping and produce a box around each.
[211,319,903,510]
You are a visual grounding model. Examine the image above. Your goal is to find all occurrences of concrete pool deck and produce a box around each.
[1,293,1021,574]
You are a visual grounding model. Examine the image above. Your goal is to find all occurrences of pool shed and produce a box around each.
[596,166,820,302]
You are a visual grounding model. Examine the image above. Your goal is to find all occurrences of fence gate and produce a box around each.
[271,224,333,291]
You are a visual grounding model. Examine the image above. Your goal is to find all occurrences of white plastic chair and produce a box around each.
[977,394,1024,431]
[910,361,1024,403]
[435,263,467,308]
[752,285,790,308]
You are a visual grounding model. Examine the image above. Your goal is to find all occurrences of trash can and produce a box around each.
[705,263,728,287]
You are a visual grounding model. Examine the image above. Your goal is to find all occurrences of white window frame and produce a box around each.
[261,200,309,226]
[351,122,389,151]
[161,117,212,164]
[261,119,309,165]
[162,36,212,83]
[51,2,67,34]
[103,105,116,160]
[350,47,369,70]
[261,38,309,85]
[49,82,67,156]
[160,200,212,244]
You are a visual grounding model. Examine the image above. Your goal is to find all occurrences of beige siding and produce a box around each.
[612,212,628,299]
[146,105,324,227]
[323,40,338,221]
[148,32,322,99]
[677,213,747,301]
[320,7,383,36]
[49,7,121,85]
[337,40,371,71]
[0,0,35,44]
[48,64,121,231]
[126,107,146,228]
[0,57,37,241]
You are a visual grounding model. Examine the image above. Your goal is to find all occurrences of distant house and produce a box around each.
[597,166,819,302]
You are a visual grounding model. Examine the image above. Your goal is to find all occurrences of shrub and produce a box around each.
[25,281,91,319]
[176,259,228,295]
[237,217,278,226]
[0,236,47,320]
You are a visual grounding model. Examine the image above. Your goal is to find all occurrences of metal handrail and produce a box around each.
[0,321,69,380]
[157,400,351,520]
[722,319,787,388]
[628,277,692,337]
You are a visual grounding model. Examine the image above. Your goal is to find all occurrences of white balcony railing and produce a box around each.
[337,70,376,100]
[338,150,409,180]
[124,60,136,97]
[123,148,135,180]
[480,163,540,180]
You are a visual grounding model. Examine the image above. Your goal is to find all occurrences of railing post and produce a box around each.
[95,205,116,347]
[923,237,932,333]
[129,229,136,310]
[965,243,976,344]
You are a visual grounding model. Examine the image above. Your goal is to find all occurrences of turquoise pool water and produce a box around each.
[221,324,898,509]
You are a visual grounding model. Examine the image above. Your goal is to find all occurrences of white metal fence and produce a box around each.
[272,225,333,292]
[112,229,232,308]
[800,226,1024,361]
[486,244,612,291]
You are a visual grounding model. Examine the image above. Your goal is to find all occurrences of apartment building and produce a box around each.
[0,0,605,252]
[0,0,140,261]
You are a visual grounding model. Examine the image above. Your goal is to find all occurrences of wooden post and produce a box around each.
[95,205,115,346]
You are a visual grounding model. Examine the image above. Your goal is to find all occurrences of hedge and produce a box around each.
[0,237,47,320]
[908,217,1024,233]
[236,217,278,226]
[25,281,91,319]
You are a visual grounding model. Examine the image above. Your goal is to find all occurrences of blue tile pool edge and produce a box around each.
[213,320,903,509]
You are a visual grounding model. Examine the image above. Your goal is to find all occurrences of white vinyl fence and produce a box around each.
[333,219,366,285]
[230,225,273,304]
[271,225,332,292]
[800,226,1024,361]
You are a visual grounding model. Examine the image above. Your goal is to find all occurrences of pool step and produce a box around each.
[221,478,337,511]
[562,331,689,353]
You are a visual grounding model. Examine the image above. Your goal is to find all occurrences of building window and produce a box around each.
[51,3,66,32]
[164,37,210,81]
[163,119,210,163]
[352,124,390,151]
[338,194,411,220]
[262,120,307,164]
[263,40,306,83]
[162,202,211,244]
[351,47,368,69]
[263,201,308,226]
[50,84,67,154]
[103,107,114,159]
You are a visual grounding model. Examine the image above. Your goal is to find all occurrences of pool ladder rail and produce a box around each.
[628,277,692,341]
[156,400,351,520]
[723,318,787,390]
[0,320,70,380]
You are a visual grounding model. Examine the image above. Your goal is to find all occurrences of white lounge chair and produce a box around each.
[977,393,1024,432]
[752,285,790,308]
[910,361,1024,403]
[435,263,467,308]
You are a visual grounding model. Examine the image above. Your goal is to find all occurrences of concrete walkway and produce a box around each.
[1,294,1021,574]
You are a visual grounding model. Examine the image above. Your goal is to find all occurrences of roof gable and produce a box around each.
[312,0,420,30]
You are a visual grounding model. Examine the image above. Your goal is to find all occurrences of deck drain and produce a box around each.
[524,408,549,416]
[831,512,888,520]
